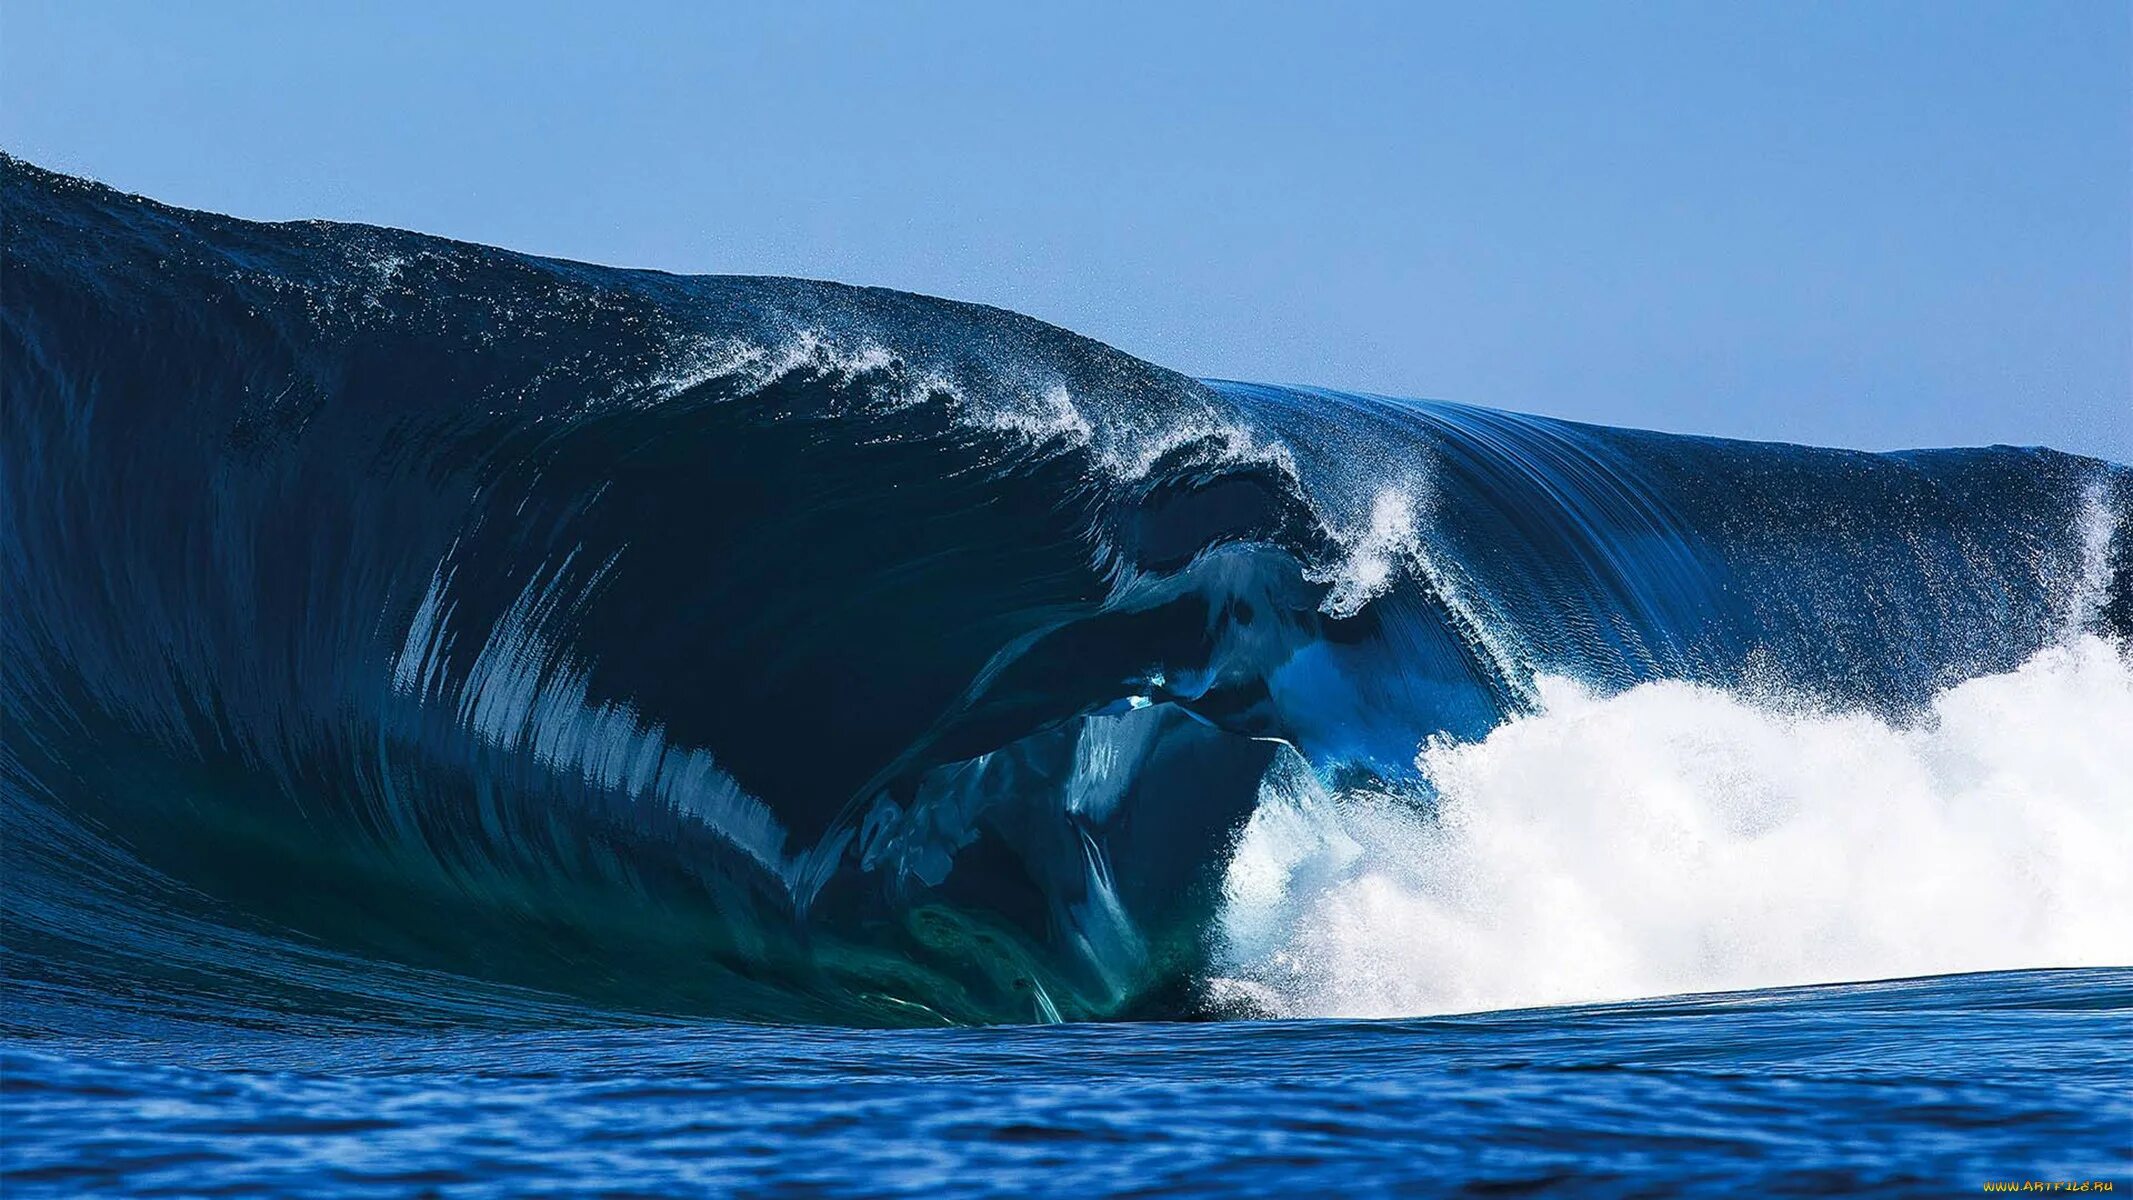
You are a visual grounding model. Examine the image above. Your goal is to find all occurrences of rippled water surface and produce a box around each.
[4,969,2126,1197]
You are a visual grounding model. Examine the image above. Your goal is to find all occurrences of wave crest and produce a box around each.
[5,154,2127,1028]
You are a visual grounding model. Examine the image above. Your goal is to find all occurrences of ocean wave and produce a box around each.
[3,154,2126,1028]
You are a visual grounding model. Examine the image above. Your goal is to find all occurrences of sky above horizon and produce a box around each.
[3,1,2127,459]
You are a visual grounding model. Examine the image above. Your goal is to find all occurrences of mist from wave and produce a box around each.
[1214,633,2133,1018]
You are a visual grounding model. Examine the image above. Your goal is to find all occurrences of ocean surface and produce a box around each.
[6,970,2129,1197]
[3,154,2130,1194]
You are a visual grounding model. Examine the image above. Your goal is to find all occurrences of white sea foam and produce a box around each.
[977,381,1094,449]
[1212,635,2133,1018]
[2066,482,2120,630]
[1089,409,1300,485]
[635,329,907,409]
[1309,488,1420,619]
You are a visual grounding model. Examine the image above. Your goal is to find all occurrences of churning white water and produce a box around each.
[1213,635,2133,1018]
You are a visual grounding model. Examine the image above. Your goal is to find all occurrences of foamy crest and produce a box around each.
[1309,488,1420,618]
[977,381,1094,448]
[1212,635,2133,1017]
[634,330,906,409]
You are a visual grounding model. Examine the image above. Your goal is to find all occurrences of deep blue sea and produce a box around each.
[5,160,2131,1196]
[5,969,2129,1197]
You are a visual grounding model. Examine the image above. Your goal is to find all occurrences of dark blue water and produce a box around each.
[4,158,2129,1194]
[6,970,2127,1197]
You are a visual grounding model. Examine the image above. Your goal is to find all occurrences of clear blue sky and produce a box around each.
[4,1,2127,459]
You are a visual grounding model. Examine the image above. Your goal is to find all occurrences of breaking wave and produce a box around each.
[1213,635,2133,1018]
[3,154,2128,1028]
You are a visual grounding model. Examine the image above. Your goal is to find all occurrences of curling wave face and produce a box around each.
[3,156,2129,1028]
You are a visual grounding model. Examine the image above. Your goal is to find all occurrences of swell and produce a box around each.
[2,156,2126,1028]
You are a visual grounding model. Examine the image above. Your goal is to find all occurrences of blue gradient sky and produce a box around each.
[4,1,2127,458]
